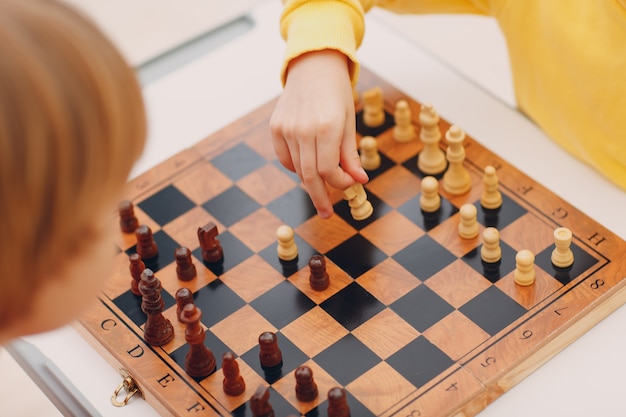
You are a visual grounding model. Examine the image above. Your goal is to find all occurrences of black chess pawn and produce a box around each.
[258,331,282,371]
[180,304,216,378]
[135,225,158,259]
[295,365,318,402]
[139,269,174,346]
[118,200,139,233]
[249,385,274,417]
[175,287,194,322]
[309,254,330,291]
[129,253,145,296]
[222,351,246,396]
[175,247,197,281]
[327,387,351,417]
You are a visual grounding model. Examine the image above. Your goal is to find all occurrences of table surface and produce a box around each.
[21,1,626,416]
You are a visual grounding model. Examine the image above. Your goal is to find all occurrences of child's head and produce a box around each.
[0,0,146,342]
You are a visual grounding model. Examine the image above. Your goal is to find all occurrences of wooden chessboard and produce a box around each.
[76,67,626,417]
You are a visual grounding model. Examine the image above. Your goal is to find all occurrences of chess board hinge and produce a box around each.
[110,368,143,407]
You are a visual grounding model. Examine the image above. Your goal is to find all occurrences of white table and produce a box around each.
[22,1,626,416]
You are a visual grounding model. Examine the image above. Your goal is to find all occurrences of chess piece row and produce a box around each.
[251,384,351,417]
[119,201,224,262]
[360,86,483,197]
[474,225,575,286]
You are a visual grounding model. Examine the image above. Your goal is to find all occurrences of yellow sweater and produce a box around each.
[280,0,626,191]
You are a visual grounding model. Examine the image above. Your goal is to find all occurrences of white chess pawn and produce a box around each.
[276,225,298,261]
[458,203,478,239]
[393,99,416,142]
[514,249,536,286]
[344,183,373,221]
[480,227,501,263]
[551,227,574,268]
[417,104,446,175]
[362,86,385,127]
[442,125,471,195]
[419,176,441,213]
[480,165,502,209]
[359,136,381,170]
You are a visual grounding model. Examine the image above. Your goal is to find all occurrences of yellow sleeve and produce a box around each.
[279,0,373,86]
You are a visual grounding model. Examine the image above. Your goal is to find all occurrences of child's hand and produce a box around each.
[270,49,368,219]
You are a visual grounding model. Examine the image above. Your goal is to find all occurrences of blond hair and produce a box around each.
[0,0,146,327]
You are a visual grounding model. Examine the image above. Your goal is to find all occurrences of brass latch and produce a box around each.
[111,368,142,407]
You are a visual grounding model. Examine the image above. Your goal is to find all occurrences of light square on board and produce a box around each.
[287,256,352,305]
[236,163,298,206]
[356,258,421,306]
[272,359,341,414]
[228,207,284,253]
[219,254,285,303]
[161,206,222,251]
[366,165,422,208]
[352,308,420,359]
[424,259,492,308]
[360,210,425,256]
[173,162,233,205]
[347,361,416,416]
[295,213,357,254]
[209,305,277,356]
[495,267,563,310]
[422,310,490,361]
[280,307,349,358]
[499,212,556,254]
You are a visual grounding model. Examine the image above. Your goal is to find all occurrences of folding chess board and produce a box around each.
[77,68,626,417]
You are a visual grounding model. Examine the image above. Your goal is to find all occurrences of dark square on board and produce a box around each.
[393,235,457,281]
[476,194,527,229]
[137,185,196,226]
[326,234,387,279]
[266,187,318,226]
[459,286,527,336]
[210,142,266,181]
[192,279,246,327]
[202,186,260,227]
[386,336,455,390]
[535,241,600,285]
[250,280,316,329]
[390,285,455,332]
[320,282,385,331]
[313,333,381,386]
